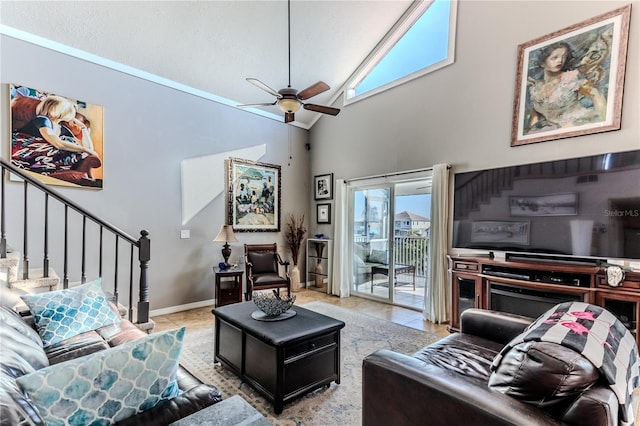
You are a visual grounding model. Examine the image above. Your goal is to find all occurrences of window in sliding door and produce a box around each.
[349,177,431,310]
[351,186,393,302]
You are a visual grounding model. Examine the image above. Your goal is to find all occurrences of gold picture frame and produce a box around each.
[226,158,281,232]
[511,5,631,146]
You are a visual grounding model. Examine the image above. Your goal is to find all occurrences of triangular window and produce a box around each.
[345,0,457,104]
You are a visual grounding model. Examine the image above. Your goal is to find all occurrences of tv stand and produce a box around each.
[504,252,606,267]
[448,255,640,347]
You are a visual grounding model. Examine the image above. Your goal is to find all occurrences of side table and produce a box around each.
[214,267,244,307]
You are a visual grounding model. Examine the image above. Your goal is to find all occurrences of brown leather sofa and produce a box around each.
[363,308,635,426]
[0,306,222,425]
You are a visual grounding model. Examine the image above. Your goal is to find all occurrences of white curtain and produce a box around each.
[330,179,350,297]
[424,164,450,323]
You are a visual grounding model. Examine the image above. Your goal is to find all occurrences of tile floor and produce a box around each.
[153,289,449,339]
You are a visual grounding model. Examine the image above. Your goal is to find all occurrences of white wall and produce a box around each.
[309,0,639,242]
[310,0,639,176]
[1,1,638,311]
[0,35,310,311]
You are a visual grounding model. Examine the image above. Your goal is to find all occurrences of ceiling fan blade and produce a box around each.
[237,101,277,108]
[284,112,295,123]
[297,81,330,100]
[246,78,281,98]
[303,104,340,116]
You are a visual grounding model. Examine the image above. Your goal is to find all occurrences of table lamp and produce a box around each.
[213,225,238,266]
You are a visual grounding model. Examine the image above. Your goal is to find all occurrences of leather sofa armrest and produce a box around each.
[460,309,533,345]
[115,384,222,426]
[363,349,564,426]
[561,386,618,426]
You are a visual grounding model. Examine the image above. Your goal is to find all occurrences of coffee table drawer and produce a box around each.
[285,333,337,359]
[284,348,338,396]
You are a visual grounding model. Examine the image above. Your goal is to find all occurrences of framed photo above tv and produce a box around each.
[511,5,631,146]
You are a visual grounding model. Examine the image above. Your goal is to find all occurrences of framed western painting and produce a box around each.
[511,5,631,146]
[227,158,281,232]
[9,84,104,188]
[314,173,333,200]
[317,203,331,224]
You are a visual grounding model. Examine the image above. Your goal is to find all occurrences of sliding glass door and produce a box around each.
[351,186,394,302]
[349,177,431,310]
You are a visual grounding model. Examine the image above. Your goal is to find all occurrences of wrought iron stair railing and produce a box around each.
[0,158,150,324]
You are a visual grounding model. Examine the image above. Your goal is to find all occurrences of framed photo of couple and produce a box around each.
[511,5,631,146]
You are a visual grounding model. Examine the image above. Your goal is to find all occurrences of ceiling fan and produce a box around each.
[237,0,340,124]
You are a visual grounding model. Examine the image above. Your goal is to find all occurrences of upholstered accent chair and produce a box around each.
[244,243,291,300]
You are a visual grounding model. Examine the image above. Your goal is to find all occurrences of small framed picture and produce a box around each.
[317,203,331,224]
[314,173,333,200]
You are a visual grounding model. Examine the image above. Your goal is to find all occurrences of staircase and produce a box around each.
[0,158,153,331]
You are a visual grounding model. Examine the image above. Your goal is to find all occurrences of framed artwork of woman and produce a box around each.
[511,5,631,147]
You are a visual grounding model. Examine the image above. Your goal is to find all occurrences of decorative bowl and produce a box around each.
[252,291,296,317]
[315,233,324,239]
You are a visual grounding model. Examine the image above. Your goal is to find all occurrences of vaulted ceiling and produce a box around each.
[0,1,414,128]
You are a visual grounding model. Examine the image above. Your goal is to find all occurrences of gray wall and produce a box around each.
[1,35,310,312]
[1,1,638,311]
[309,0,639,248]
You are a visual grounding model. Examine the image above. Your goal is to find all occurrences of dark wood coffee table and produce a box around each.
[212,301,345,414]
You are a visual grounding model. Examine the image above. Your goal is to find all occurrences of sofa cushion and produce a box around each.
[368,249,388,264]
[0,307,50,425]
[20,279,121,348]
[44,330,109,366]
[488,340,599,411]
[413,332,504,380]
[16,327,185,425]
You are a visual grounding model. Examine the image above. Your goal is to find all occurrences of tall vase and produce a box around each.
[313,241,326,290]
[290,264,301,292]
[315,260,324,289]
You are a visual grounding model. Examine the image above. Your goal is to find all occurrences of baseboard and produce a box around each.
[149,298,215,317]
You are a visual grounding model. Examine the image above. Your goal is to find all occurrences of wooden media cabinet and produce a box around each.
[448,255,640,347]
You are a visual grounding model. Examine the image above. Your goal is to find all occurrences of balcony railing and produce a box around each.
[354,235,429,277]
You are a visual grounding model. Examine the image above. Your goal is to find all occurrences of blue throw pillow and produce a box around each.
[20,279,121,348]
[16,327,184,425]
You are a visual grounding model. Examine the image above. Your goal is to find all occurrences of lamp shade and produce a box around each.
[278,98,301,113]
[213,225,238,243]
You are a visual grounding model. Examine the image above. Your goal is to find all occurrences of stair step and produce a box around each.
[10,268,60,291]
[0,252,21,282]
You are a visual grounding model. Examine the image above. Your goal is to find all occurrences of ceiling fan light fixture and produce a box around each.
[278,98,301,113]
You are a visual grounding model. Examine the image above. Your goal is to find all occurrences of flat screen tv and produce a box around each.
[452,149,640,262]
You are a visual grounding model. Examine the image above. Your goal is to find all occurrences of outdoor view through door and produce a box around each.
[351,180,431,310]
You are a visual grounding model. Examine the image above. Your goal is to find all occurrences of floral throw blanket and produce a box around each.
[492,301,640,426]
[11,132,89,174]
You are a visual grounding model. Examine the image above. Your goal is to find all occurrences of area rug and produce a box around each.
[180,301,440,426]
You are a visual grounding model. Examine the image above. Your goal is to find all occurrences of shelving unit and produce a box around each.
[306,239,332,293]
[448,255,640,347]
